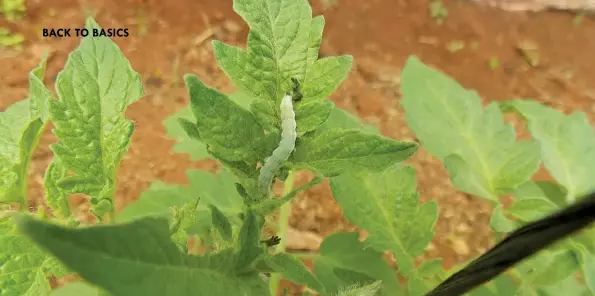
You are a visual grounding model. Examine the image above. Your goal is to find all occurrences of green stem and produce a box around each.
[269,171,296,295]
[18,175,28,211]
[17,121,47,212]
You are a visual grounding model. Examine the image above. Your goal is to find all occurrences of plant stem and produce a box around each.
[18,121,46,212]
[18,174,28,211]
[269,171,296,295]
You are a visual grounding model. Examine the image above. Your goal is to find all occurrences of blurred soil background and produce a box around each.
[1,0,594,294]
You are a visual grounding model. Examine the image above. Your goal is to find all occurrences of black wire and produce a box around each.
[424,190,595,296]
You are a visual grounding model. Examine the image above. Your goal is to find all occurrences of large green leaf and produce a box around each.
[184,75,265,164]
[15,216,271,296]
[48,18,143,218]
[212,0,352,134]
[215,0,351,102]
[291,129,417,176]
[0,55,50,204]
[330,165,437,275]
[400,56,540,201]
[501,100,595,201]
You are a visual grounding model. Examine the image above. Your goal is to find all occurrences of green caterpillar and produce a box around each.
[258,79,301,194]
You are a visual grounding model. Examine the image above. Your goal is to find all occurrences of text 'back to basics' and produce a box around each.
[42,28,129,38]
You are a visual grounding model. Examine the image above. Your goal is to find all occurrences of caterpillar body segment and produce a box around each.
[258,93,297,194]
